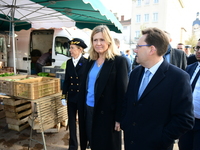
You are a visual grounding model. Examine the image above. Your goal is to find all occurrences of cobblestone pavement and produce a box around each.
[0,117,179,150]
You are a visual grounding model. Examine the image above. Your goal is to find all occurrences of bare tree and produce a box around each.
[185,34,198,53]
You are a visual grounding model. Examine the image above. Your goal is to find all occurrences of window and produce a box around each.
[0,37,6,53]
[136,15,141,23]
[55,37,71,57]
[123,26,128,30]
[152,13,158,22]
[135,31,140,39]
[144,0,150,5]
[154,0,159,3]
[144,14,149,22]
[136,0,142,6]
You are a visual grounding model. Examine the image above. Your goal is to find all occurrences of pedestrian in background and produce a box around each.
[62,38,88,150]
[178,40,200,150]
[79,25,128,150]
[35,48,52,74]
[114,38,132,76]
[121,27,194,150]
[163,31,187,70]
[184,45,192,57]
[125,49,134,65]
[187,40,199,65]
[177,43,185,51]
[132,55,140,69]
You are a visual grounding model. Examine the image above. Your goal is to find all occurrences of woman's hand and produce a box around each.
[114,122,121,131]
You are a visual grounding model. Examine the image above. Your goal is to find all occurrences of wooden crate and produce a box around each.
[3,97,32,131]
[0,104,3,110]
[8,121,29,132]
[6,115,29,125]
[4,102,31,113]
[5,108,32,119]
[36,123,61,133]
[0,99,3,110]
[0,92,5,119]
[3,97,28,106]
[3,98,32,119]
[28,93,67,131]
[0,109,5,119]
[13,77,60,100]
[0,75,39,96]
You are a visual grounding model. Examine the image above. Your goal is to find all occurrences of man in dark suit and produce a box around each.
[62,38,88,150]
[187,39,200,65]
[187,54,197,65]
[121,27,194,150]
[114,38,132,76]
[164,31,187,70]
[178,40,200,150]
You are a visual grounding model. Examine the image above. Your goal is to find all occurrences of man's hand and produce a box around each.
[61,99,67,106]
[114,122,121,131]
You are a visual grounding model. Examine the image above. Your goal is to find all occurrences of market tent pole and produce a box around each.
[12,22,16,75]
[11,0,17,75]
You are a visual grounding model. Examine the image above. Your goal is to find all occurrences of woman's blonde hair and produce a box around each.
[76,45,84,54]
[88,25,120,60]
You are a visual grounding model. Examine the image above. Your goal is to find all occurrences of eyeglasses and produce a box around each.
[194,46,200,52]
[135,44,151,49]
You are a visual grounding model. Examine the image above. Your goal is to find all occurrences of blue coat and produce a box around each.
[121,60,194,150]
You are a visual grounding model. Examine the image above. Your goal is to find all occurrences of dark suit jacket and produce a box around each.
[170,48,187,70]
[187,54,197,65]
[62,56,87,103]
[186,61,199,77]
[79,55,128,150]
[121,60,194,150]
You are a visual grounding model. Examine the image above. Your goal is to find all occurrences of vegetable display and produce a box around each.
[37,72,49,77]
[0,72,14,77]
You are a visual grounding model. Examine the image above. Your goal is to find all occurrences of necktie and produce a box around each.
[138,70,151,99]
[191,68,200,92]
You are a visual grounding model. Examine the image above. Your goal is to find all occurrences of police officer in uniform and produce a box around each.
[62,38,87,150]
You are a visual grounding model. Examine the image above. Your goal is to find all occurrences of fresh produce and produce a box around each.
[37,72,49,77]
[0,72,14,77]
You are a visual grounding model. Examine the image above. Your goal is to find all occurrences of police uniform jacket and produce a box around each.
[62,56,87,103]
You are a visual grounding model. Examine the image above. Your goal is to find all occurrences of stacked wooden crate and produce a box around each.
[0,98,5,119]
[0,75,66,133]
[3,97,32,131]
[28,92,68,133]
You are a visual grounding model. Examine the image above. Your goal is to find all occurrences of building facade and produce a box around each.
[131,0,189,47]
[192,12,200,39]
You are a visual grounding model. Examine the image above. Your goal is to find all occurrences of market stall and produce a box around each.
[0,75,68,150]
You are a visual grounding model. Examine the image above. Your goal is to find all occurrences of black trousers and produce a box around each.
[86,104,94,146]
[67,101,78,150]
[35,63,43,74]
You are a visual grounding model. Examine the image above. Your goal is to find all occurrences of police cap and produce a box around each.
[69,38,87,49]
